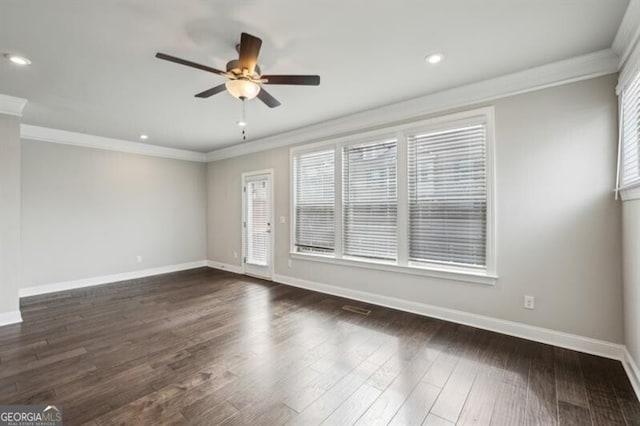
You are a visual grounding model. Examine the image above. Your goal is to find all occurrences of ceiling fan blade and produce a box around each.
[156,52,226,76]
[238,33,262,75]
[195,84,227,98]
[257,88,281,108]
[262,75,320,86]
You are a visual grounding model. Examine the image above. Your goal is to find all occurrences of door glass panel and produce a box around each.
[247,179,269,266]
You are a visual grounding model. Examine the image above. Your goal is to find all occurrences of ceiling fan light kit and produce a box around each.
[155,32,320,110]
[225,79,261,100]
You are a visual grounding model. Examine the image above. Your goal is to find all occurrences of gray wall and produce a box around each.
[21,141,207,288]
[207,74,623,343]
[623,200,640,369]
[0,114,22,316]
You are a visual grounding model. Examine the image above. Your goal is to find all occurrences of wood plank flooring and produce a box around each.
[0,267,638,425]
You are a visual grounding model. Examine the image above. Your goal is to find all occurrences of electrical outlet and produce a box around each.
[280,216,287,224]
[524,295,535,310]
[233,251,238,259]
[136,255,143,263]
[287,259,293,268]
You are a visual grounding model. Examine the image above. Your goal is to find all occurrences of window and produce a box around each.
[343,140,397,260]
[621,69,640,187]
[408,124,487,268]
[293,149,335,253]
[291,107,495,283]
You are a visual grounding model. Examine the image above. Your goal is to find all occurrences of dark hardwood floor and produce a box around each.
[0,268,638,425]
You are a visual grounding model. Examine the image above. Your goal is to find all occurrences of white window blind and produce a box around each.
[246,179,268,265]
[343,140,397,260]
[621,69,640,186]
[294,149,335,253]
[408,124,487,268]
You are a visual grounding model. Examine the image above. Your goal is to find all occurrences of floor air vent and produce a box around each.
[342,305,371,316]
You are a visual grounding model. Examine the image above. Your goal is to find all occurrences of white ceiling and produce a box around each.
[0,0,629,152]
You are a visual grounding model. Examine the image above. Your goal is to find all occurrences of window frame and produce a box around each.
[289,106,497,285]
[619,67,640,191]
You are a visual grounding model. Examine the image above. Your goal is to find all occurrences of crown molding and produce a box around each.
[7,48,620,162]
[615,0,640,92]
[0,94,28,117]
[206,49,619,162]
[20,125,207,162]
[613,0,640,68]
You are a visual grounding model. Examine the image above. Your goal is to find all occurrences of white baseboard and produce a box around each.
[623,347,640,400]
[206,260,244,275]
[14,263,637,399]
[273,273,625,362]
[19,260,208,298]
[0,310,22,327]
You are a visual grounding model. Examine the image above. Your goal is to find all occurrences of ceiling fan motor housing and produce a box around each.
[226,60,261,77]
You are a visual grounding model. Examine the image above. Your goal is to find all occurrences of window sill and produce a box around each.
[620,183,640,201]
[289,252,497,286]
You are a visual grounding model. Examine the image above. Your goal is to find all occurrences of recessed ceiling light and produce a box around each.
[425,53,444,65]
[139,134,149,140]
[3,53,31,66]
[236,121,247,127]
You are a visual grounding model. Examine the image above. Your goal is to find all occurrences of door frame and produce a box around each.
[241,169,275,280]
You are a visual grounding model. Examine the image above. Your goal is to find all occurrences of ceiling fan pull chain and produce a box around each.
[241,99,247,141]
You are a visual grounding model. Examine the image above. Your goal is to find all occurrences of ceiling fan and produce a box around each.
[156,32,320,108]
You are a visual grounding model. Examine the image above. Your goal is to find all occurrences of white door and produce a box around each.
[243,171,273,279]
